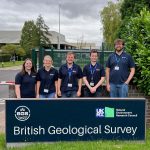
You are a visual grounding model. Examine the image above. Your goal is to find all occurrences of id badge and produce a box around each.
[44,89,49,93]
[68,83,72,87]
[90,82,94,87]
[114,66,119,70]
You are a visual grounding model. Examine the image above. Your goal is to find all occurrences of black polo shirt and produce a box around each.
[58,63,83,92]
[106,51,135,84]
[15,72,37,98]
[37,67,58,95]
[83,63,105,91]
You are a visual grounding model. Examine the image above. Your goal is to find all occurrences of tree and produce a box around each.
[20,20,39,56]
[120,0,150,20]
[1,44,26,60]
[120,9,150,95]
[118,0,150,37]
[100,1,121,46]
[36,15,51,48]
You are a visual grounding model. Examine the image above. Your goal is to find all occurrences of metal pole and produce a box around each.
[58,3,61,49]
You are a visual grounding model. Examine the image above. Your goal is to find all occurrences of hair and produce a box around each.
[21,58,36,75]
[90,49,98,56]
[66,51,75,58]
[43,55,53,64]
[114,39,125,46]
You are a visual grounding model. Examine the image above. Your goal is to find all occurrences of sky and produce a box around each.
[0,0,118,47]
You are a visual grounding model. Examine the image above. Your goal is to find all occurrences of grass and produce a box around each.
[0,128,150,150]
[0,61,23,68]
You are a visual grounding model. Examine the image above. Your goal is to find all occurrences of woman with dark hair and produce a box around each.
[15,58,37,98]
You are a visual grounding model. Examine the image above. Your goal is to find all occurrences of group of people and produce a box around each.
[15,39,135,99]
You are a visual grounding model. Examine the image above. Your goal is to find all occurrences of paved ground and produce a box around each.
[0,66,21,133]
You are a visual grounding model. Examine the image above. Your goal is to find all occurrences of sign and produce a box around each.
[6,98,146,145]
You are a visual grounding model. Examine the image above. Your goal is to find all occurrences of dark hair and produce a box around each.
[114,39,125,46]
[21,58,36,75]
[90,49,98,56]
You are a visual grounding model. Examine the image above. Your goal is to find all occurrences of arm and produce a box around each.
[106,67,110,92]
[36,81,40,98]
[83,76,91,90]
[15,84,21,98]
[57,78,62,97]
[77,78,82,97]
[55,81,58,98]
[125,68,135,84]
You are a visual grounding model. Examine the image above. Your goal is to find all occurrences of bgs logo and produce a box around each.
[15,106,30,121]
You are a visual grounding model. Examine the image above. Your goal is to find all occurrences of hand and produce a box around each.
[106,84,110,92]
[57,90,62,97]
[36,94,40,98]
[76,91,81,97]
[55,93,58,98]
[90,87,97,93]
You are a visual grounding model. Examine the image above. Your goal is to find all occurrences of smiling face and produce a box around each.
[43,56,53,68]
[90,52,98,63]
[24,59,32,71]
[66,53,75,65]
[114,41,124,52]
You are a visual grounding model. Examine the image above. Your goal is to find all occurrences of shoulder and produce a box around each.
[74,63,82,70]
[16,72,23,78]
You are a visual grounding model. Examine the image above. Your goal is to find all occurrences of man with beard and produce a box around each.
[106,39,135,98]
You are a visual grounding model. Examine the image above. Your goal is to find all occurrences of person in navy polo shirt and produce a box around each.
[58,52,83,98]
[36,55,58,98]
[106,39,135,98]
[83,49,105,97]
[15,58,37,98]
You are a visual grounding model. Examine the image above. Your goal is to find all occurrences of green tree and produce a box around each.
[118,0,150,37]
[100,1,121,46]
[1,44,26,60]
[120,0,150,19]
[36,15,51,48]
[120,9,150,95]
[20,20,39,56]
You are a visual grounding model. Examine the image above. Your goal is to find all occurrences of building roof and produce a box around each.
[0,30,67,44]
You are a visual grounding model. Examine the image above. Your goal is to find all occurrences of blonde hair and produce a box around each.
[43,55,53,63]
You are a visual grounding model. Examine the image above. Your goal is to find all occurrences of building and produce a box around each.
[0,30,76,49]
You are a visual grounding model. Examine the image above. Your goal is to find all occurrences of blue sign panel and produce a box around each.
[6,98,145,143]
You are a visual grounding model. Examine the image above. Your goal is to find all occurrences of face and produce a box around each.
[24,60,32,70]
[90,52,98,62]
[66,54,74,64]
[43,57,52,67]
[115,42,124,52]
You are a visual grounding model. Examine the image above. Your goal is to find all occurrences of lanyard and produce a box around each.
[90,64,97,80]
[68,66,73,82]
[115,54,120,65]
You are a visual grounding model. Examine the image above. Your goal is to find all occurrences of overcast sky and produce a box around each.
[0,0,118,47]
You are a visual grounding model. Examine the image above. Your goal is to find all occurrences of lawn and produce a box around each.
[0,128,150,150]
[0,61,23,68]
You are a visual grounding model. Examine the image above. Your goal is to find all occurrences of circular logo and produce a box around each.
[15,106,30,121]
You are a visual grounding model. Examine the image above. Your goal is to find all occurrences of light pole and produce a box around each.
[58,3,61,49]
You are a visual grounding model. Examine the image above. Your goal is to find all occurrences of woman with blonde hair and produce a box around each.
[15,58,37,98]
[36,55,58,98]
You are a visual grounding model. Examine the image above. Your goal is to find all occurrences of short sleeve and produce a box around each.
[15,73,22,85]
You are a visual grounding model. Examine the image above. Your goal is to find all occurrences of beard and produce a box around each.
[115,47,123,52]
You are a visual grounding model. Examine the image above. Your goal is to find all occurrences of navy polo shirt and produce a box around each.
[106,51,135,84]
[37,67,58,95]
[83,63,105,91]
[58,63,83,92]
[15,72,37,98]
